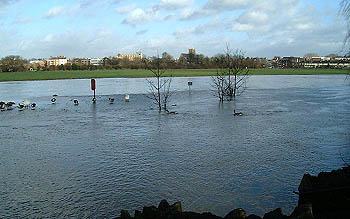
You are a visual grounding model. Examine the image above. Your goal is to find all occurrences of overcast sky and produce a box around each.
[0,0,347,59]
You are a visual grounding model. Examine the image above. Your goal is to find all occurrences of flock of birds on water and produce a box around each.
[0,94,123,112]
[1,93,243,116]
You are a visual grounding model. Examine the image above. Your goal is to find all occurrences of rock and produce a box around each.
[224,208,247,219]
[158,199,170,211]
[142,206,159,219]
[134,210,142,219]
[247,215,262,219]
[170,201,182,213]
[263,208,287,219]
[298,174,313,193]
[181,212,221,219]
[120,210,131,219]
[290,203,313,219]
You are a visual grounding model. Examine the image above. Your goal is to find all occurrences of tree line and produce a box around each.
[0,53,265,73]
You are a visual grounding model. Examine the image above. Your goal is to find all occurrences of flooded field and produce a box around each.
[0,75,349,218]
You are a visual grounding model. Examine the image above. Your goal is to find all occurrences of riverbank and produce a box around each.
[115,167,350,219]
[0,68,347,82]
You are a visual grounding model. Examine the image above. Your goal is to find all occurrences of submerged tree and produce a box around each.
[143,54,173,112]
[211,46,249,102]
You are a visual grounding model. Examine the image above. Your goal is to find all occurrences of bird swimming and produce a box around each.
[233,110,243,116]
[22,100,31,108]
[51,97,56,104]
[31,103,36,110]
[5,102,15,110]
[0,101,5,111]
[73,99,79,105]
[109,97,114,104]
[92,97,96,103]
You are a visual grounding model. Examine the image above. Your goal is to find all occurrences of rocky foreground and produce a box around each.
[115,167,350,219]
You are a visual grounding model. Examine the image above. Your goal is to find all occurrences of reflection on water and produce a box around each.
[0,75,349,218]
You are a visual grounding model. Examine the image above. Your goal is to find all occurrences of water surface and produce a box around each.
[0,75,349,218]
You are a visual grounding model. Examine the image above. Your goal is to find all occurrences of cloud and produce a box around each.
[0,0,18,13]
[136,29,148,35]
[154,0,194,10]
[204,0,252,11]
[179,7,214,20]
[174,17,223,37]
[43,6,65,19]
[115,4,136,14]
[14,16,33,24]
[122,8,158,25]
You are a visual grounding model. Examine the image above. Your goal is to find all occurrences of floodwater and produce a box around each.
[0,75,349,218]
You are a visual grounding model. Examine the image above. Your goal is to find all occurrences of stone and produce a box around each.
[298,174,313,193]
[170,201,182,213]
[120,210,131,219]
[158,199,170,211]
[224,208,247,219]
[142,206,159,219]
[247,215,262,219]
[263,208,286,219]
[134,210,142,219]
[290,203,313,219]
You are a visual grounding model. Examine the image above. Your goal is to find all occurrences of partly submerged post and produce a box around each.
[91,79,96,103]
[188,81,192,92]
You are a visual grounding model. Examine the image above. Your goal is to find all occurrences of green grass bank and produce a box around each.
[0,68,347,82]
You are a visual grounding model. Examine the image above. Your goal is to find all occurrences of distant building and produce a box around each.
[179,48,199,63]
[72,58,90,65]
[29,60,46,66]
[90,58,103,66]
[116,52,143,61]
[47,56,67,66]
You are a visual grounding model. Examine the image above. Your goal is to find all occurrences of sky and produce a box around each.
[0,0,347,59]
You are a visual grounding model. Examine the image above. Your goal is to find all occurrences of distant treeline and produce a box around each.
[0,53,264,72]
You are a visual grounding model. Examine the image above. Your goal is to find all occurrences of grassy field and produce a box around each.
[0,68,348,82]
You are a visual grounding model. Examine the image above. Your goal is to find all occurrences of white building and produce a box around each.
[47,56,68,66]
[90,58,103,66]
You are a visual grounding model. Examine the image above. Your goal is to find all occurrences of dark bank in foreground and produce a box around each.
[115,167,350,219]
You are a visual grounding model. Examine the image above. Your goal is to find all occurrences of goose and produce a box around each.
[17,103,24,111]
[51,97,56,104]
[233,110,243,116]
[0,102,5,111]
[22,100,31,108]
[109,97,114,104]
[166,109,178,114]
[73,99,79,105]
[5,102,15,110]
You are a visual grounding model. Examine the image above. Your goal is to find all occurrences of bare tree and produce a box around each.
[211,46,249,102]
[143,55,173,112]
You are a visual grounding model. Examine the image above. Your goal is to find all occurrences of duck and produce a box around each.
[31,103,36,110]
[51,97,56,104]
[92,97,96,103]
[109,97,114,104]
[233,110,243,116]
[73,99,79,105]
